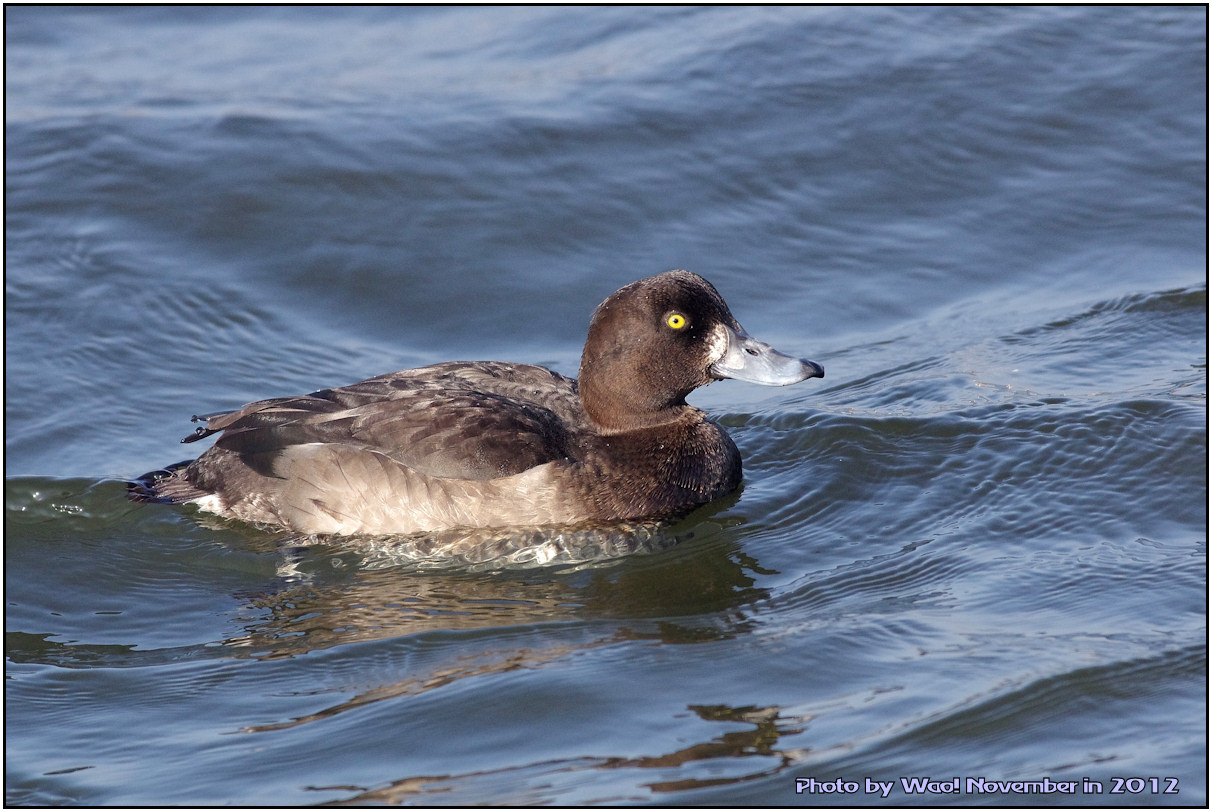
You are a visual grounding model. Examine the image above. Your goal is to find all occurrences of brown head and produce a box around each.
[577,270,823,432]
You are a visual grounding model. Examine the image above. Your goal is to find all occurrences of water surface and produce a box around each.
[5,6,1206,806]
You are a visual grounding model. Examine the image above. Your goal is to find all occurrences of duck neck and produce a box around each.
[578,360,695,434]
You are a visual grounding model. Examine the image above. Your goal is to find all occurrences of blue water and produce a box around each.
[5,5,1206,806]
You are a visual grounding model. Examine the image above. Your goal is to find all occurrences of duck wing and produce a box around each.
[184,362,583,482]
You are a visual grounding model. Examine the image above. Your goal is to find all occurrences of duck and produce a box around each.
[129,270,823,536]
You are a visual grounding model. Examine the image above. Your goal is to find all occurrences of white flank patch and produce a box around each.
[191,494,225,515]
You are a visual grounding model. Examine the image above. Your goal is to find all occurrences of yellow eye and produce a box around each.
[666,313,687,330]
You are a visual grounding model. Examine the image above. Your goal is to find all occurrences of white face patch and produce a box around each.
[705,321,730,365]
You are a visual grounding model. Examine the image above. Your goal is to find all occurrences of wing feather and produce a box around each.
[183,362,584,481]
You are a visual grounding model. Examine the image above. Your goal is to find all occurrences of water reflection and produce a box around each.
[213,515,773,737]
[604,704,810,794]
[221,503,766,659]
[317,703,811,804]
[241,637,607,734]
[225,546,770,656]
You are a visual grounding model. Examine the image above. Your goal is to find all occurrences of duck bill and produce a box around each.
[709,323,824,385]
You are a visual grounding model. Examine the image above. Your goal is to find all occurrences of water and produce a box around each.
[5,5,1206,806]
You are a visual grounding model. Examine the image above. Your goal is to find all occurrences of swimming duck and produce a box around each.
[130,270,823,535]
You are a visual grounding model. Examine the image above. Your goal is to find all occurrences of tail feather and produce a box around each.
[126,460,203,503]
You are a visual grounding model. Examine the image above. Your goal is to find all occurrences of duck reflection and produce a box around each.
[220,513,772,737]
[222,507,765,659]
